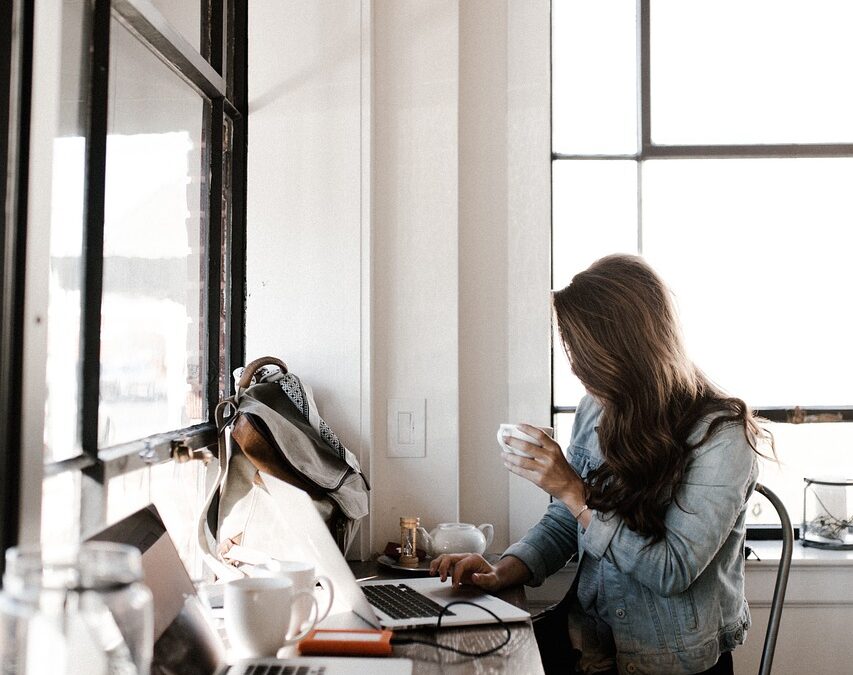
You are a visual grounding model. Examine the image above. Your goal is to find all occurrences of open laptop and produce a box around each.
[89,504,412,675]
[239,473,531,631]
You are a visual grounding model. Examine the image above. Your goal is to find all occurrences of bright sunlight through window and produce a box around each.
[551,0,853,528]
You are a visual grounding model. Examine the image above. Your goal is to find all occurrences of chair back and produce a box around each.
[753,483,794,675]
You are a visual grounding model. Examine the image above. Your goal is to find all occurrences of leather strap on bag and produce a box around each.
[237,356,288,391]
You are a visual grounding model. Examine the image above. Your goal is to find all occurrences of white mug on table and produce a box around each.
[254,559,335,628]
[224,576,318,658]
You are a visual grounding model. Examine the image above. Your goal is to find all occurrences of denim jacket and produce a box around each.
[504,395,758,674]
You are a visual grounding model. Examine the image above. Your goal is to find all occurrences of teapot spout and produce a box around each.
[416,526,434,557]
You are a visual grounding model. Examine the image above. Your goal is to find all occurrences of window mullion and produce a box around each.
[1,0,33,573]
[636,159,643,255]
[76,0,112,538]
[99,424,218,479]
[205,0,224,76]
[645,143,853,159]
[79,0,111,465]
[112,0,226,99]
[206,99,224,415]
[639,0,651,154]
[227,0,248,384]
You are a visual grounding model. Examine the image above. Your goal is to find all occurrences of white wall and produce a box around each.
[247,0,552,555]
[371,0,462,550]
[246,0,364,441]
[505,0,552,543]
[245,0,367,556]
[457,0,516,553]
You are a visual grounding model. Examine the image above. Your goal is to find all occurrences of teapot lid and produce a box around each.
[436,522,475,529]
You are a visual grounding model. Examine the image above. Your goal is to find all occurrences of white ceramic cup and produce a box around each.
[224,576,318,658]
[254,559,335,628]
[497,424,554,458]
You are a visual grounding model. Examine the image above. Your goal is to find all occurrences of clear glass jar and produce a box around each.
[0,542,153,673]
[802,477,853,549]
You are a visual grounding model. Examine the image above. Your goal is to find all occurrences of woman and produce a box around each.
[430,254,771,675]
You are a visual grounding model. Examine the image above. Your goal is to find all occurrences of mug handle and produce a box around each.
[282,589,319,645]
[314,575,335,623]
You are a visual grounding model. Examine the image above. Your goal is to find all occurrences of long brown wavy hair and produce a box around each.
[552,254,772,541]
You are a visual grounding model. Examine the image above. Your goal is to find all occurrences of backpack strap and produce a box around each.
[236,356,288,393]
[196,396,246,582]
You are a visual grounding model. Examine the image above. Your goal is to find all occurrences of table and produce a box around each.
[349,561,545,675]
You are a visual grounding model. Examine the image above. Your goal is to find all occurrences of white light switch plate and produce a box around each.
[387,398,426,457]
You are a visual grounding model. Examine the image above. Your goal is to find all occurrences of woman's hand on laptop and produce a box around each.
[429,553,530,591]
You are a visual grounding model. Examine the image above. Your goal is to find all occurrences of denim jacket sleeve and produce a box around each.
[502,500,579,587]
[581,421,758,597]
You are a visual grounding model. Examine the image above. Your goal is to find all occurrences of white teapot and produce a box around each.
[417,522,495,557]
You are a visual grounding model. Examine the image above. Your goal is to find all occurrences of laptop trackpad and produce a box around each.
[425,583,491,602]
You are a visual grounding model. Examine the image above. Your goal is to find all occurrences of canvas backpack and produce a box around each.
[197,357,369,579]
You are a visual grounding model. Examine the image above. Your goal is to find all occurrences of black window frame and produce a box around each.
[3,0,247,550]
[1,0,34,575]
[550,0,853,539]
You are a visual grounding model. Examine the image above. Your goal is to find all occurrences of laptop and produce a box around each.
[243,473,531,631]
[89,504,412,675]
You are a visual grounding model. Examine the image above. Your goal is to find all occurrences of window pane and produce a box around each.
[150,460,209,578]
[552,160,638,406]
[100,21,207,447]
[642,158,853,407]
[651,0,853,145]
[552,0,637,155]
[106,459,212,578]
[748,423,853,528]
[150,0,202,53]
[44,1,90,463]
[553,412,576,452]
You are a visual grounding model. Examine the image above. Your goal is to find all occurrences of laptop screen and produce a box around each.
[88,505,226,675]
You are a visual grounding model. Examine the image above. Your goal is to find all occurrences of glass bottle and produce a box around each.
[0,542,153,674]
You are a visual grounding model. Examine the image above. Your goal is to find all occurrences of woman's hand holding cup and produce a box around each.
[500,423,585,508]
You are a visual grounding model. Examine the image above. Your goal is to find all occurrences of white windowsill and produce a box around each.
[745,539,853,567]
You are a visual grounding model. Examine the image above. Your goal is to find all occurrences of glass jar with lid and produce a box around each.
[0,541,153,673]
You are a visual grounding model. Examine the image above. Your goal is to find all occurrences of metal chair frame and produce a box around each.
[753,483,794,675]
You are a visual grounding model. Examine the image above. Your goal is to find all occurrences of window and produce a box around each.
[551,0,853,532]
[3,0,247,574]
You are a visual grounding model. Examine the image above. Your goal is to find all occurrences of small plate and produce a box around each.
[376,554,434,575]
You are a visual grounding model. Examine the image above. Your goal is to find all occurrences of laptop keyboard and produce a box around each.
[362,583,455,620]
[240,666,324,675]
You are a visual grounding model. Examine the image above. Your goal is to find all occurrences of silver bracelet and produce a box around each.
[573,504,589,519]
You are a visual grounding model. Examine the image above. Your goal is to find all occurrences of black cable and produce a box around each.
[390,601,512,658]
[744,545,761,561]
